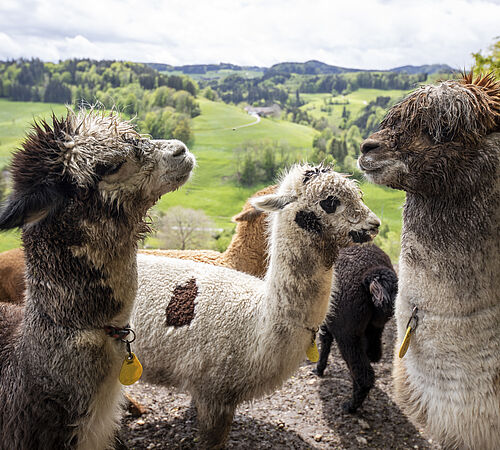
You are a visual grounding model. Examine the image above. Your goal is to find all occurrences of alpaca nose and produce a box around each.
[360,139,380,154]
[369,217,381,229]
[172,142,186,157]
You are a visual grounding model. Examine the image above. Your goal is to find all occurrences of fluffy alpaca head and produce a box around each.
[0,109,195,230]
[358,73,500,195]
[251,164,380,264]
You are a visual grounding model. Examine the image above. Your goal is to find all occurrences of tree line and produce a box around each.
[199,70,429,108]
[0,58,200,144]
[298,71,428,94]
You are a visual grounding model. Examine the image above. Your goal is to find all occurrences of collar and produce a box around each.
[104,324,133,341]
[305,326,319,337]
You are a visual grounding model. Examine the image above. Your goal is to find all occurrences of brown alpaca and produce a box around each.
[0,185,276,305]
[0,248,25,304]
[358,73,500,450]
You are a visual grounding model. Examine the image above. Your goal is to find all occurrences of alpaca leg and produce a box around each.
[336,335,374,413]
[365,324,384,363]
[313,325,333,377]
[195,398,235,449]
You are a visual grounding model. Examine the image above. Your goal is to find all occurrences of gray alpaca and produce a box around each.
[358,73,500,450]
[0,110,195,449]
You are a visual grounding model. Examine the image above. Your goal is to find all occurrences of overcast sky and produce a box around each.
[1,0,499,70]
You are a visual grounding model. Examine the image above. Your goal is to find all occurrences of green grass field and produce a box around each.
[153,98,317,225]
[0,97,405,259]
[300,88,409,125]
[0,99,67,166]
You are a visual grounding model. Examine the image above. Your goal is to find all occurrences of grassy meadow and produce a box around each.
[0,99,67,166]
[300,88,409,125]
[0,97,405,259]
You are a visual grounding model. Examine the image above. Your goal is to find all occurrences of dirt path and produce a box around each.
[120,319,440,449]
[230,113,261,130]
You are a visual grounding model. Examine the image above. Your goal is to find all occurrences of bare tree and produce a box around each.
[157,206,217,250]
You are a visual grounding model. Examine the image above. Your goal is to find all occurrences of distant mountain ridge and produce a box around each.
[147,60,456,75]
[147,62,266,74]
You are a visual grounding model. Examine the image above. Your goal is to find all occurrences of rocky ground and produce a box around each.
[120,319,441,449]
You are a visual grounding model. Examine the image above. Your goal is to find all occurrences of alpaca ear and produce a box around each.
[369,279,389,307]
[232,207,263,223]
[0,188,66,230]
[251,193,296,212]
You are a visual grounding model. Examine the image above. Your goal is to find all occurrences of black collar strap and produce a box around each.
[305,326,319,336]
[104,324,132,340]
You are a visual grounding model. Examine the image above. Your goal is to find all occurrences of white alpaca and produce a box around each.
[131,164,380,448]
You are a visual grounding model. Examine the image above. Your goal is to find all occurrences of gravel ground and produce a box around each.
[120,319,441,449]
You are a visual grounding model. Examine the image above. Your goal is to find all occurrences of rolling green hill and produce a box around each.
[152,97,317,224]
[300,88,409,125]
[0,97,405,259]
[0,100,67,166]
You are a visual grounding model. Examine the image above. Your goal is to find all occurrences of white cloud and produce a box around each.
[0,0,498,69]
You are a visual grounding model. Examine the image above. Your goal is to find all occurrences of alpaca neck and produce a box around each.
[262,219,336,330]
[22,205,139,330]
[401,149,499,314]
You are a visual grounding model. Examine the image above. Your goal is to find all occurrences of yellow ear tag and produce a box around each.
[306,339,319,363]
[398,326,413,359]
[119,352,143,385]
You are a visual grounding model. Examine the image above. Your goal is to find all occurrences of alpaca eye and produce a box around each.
[319,196,340,214]
[96,161,125,177]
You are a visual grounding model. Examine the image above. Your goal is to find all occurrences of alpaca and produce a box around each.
[358,73,500,449]
[313,243,397,413]
[131,164,380,448]
[0,110,195,449]
[0,248,25,304]
[0,185,275,305]
[140,184,276,278]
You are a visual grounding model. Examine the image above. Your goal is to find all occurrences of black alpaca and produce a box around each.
[314,243,397,413]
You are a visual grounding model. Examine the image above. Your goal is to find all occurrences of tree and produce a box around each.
[473,39,500,77]
[157,206,217,250]
[172,118,194,146]
[43,80,72,103]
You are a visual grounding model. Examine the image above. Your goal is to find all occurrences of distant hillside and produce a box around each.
[150,60,456,76]
[268,60,362,74]
[148,62,266,74]
[390,64,456,74]
[269,61,456,75]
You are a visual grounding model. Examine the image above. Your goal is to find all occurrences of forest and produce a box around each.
[0,59,200,144]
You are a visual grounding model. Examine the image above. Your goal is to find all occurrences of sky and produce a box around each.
[0,0,499,70]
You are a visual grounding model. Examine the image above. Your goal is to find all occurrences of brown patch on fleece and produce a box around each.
[165,278,198,327]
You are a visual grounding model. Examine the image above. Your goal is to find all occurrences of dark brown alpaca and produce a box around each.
[0,110,194,449]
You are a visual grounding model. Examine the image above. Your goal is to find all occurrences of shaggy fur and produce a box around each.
[0,109,194,450]
[131,164,380,449]
[313,244,397,413]
[0,185,275,305]
[358,74,500,449]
